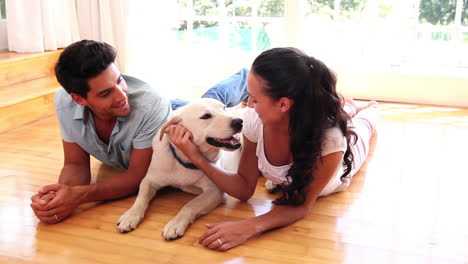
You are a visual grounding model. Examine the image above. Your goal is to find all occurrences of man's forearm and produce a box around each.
[58,164,92,186]
[75,171,143,204]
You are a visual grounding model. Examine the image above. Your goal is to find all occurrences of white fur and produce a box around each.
[117,98,241,240]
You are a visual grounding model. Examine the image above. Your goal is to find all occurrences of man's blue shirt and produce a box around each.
[55,75,171,169]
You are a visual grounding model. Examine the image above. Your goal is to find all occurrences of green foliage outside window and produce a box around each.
[226,0,252,16]
[193,0,219,16]
[178,0,468,49]
[339,0,367,19]
[192,0,284,19]
[418,0,468,42]
[419,0,468,25]
[306,0,334,17]
[306,0,367,19]
[178,0,282,51]
[0,0,6,19]
[258,0,284,17]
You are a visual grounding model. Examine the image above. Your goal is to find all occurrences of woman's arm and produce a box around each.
[166,124,261,201]
[199,151,345,251]
[255,151,344,229]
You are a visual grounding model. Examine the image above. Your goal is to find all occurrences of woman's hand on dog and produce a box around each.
[30,184,84,224]
[166,124,201,161]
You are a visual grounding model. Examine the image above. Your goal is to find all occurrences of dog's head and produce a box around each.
[160,98,243,152]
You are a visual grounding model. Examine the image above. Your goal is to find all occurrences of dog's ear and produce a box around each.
[159,116,182,141]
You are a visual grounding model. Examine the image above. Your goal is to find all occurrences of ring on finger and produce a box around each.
[54,214,58,220]
[217,238,223,246]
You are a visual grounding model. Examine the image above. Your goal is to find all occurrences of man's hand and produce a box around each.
[30,192,56,223]
[30,184,86,224]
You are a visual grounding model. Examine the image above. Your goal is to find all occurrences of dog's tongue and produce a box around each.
[214,136,239,145]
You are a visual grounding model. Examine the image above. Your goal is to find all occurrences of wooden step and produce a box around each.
[0,50,62,134]
[0,50,61,87]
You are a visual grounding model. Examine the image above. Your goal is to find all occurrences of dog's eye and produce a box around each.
[200,113,212,120]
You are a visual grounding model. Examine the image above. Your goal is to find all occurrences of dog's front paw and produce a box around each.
[162,218,189,240]
[265,180,280,193]
[117,209,144,233]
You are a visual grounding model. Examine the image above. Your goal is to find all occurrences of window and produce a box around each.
[301,0,468,74]
[174,0,467,72]
[175,0,284,52]
[0,0,5,19]
[171,0,468,106]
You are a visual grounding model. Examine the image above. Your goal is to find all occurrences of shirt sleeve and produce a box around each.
[132,98,172,149]
[242,108,261,143]
[54,89,75,143]
[321,126,347,156]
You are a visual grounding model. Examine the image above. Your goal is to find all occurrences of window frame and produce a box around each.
[172,0,468,107]
[0,0,7,51]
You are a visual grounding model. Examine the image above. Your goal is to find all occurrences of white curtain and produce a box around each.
[75,0,130,72]
[5,0,130,71]
[5,0,177,81]
[123,1,179,90]
[5,0,80,52]
[76,0,178,78]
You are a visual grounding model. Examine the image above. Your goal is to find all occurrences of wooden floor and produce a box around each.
[1,102,468,264]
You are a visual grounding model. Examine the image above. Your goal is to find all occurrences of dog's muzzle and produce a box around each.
[206,118,243,150]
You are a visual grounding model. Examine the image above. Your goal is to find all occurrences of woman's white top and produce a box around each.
[242,108,350,196]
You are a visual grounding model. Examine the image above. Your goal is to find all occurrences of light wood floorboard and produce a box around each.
[1,102,467,263]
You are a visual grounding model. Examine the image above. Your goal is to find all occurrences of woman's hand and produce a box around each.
[198,221,257,251]
[166,124,201,161]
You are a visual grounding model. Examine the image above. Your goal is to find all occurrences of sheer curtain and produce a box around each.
[75,0,130,72]
[123,1,179,95]
[5,0,178,90]
[5,0,80,52]
[6,0,131,71]
[75,0,177,79]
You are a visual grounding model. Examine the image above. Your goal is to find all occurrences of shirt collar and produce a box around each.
[117,116,128,122]
[73,104,89,124]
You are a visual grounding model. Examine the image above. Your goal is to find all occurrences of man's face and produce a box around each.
[72,63,131,120]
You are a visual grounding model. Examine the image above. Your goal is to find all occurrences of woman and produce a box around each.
[167,47,378,251]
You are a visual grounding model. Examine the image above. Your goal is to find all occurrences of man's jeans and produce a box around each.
[170,68,249,110]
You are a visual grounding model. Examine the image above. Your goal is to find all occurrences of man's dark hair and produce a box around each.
[55,40,117,98]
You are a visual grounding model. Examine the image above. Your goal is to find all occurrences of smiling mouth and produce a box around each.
[206,135,241,150]
[113,100,127,108]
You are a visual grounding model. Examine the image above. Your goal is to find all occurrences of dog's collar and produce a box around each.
[169,144,199,170]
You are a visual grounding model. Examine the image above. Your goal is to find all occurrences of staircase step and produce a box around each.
[0,76,60,107]
[0,50,63,134]
[0,50,61,87]
[0,89,57,134]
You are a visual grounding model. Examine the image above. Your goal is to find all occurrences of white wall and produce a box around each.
[337,69,468,107]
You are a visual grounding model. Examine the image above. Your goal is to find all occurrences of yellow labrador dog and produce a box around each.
[117,98,243,240]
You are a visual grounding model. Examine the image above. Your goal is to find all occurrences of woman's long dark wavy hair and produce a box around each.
[251,47,357,206]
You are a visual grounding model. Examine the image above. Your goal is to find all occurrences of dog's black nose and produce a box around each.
[231,118,243,132]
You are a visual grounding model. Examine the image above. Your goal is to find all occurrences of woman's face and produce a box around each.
[246,71,283,124]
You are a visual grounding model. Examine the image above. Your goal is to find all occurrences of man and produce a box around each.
[30,40,248,223]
